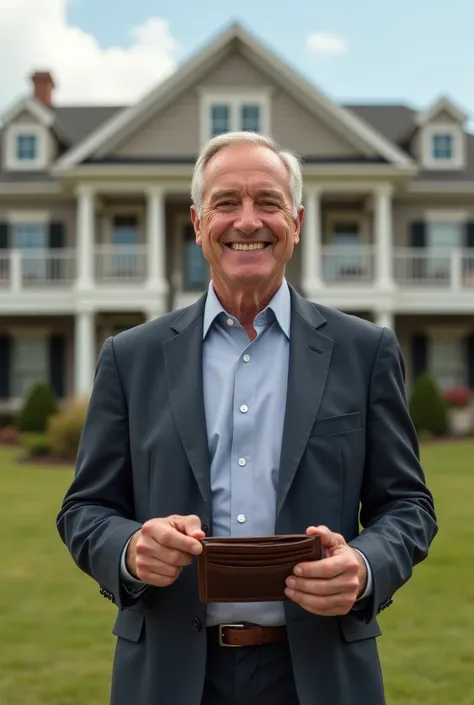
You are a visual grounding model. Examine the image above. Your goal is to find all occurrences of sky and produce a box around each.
[0,0,472,126]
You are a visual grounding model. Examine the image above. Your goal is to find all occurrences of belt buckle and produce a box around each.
[218,623,246,647]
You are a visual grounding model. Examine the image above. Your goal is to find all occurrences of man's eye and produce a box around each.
[260,201,279,208]
[216,201,236,208]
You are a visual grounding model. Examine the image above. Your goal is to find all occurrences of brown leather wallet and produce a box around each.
[198,534,322,603]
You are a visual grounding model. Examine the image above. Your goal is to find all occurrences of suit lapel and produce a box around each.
[277,289,334,516]
[163,296,212,510]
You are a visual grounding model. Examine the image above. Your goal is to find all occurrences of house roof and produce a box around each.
[54,22,414,170]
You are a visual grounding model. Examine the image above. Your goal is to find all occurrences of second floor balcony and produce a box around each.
[1,245,474,294]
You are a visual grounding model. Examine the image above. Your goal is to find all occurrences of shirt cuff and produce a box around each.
[120,536,147,590]
[353,548,373,601]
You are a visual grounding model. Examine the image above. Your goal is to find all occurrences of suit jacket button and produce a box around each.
[192,617,202,632]
[202,525,209,535]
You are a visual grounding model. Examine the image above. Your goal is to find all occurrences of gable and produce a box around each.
[110,49,365,161]
[429,109,459,126]
[56,23,413,169]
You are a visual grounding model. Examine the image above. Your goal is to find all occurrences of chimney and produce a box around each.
[31,71,55,107]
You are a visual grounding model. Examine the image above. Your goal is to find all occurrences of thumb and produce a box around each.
[306,525,346,557]
[182,514,206,539]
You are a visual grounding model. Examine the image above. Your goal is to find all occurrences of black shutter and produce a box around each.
[0,222,9,249]
[48,221,65,248]
[466,334,474,389]
[49,335,65,398]
[0,334,11,399]
[465,221,474,248]
[410,221,426,280]
[410,221,426,248]
[411,333,427,383]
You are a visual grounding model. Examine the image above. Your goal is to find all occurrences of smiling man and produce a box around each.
[57,132,437,705]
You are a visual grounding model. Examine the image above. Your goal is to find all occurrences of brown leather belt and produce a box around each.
[208,623,288,647]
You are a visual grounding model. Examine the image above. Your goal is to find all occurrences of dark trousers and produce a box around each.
[201,634,300,705]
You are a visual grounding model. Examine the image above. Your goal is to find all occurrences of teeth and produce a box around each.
[230,242,266,251]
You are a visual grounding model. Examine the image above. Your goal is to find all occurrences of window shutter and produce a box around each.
[49,335,66,398]
[466,334,474,389]
[0,222,9,249]
[49,221,65,248]
[465,221,474,248]
[0,334,11,399]
[410,221,426,248]
[411,333,427,383]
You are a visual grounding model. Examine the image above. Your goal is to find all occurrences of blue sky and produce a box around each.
[66,0,472,113]
[1,0,472,123]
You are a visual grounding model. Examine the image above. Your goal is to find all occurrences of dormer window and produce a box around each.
[4,124,47,171]
[417,98,467,171]
[16,133,38,162]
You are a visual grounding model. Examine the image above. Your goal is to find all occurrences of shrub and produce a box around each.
[409,373,449,437]
[23,433,51,457]
[0,425,21,445]
[17,381,58,433]
[48,398,88,460]
[0,412,16,428]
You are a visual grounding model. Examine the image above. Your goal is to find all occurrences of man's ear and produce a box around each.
[293,206,304,245]
[190,205,202,246]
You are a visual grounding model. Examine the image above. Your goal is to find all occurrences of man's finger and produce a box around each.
[144,521,202,555]
[286,574,359,597]
[306,525,346,550]
[294,554,356,579]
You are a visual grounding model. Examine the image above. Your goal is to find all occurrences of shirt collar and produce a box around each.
[203,279,291,340]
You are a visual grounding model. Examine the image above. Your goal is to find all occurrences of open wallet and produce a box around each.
[198,534,323,603]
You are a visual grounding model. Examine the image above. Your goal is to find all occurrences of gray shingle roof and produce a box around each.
[54,106,124,146]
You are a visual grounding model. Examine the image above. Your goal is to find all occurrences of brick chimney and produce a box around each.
[31,71,55,107]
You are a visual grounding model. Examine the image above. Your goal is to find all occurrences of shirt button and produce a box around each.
[226,318,234,326]
[237,514,246,524]
[238,458,246,467]
[192,617,202,632]
[240,404,248,414]
[243,354,251,363]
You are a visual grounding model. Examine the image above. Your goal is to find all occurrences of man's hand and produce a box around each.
[284,525,368,616]
[126,514,205,587]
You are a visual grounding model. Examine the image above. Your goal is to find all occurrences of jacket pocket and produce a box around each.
[112,609,145,642]
[339,614,382,642]
[310,411,362,438]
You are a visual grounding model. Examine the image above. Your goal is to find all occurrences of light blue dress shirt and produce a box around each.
[121,279,372,624]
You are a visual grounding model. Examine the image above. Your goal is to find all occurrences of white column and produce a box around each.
[146,186,168,293]
[76,185,95,290]
[375,310,395,330]
[74,310,95,397]
[374,185,395,290]
[301,187,322,296]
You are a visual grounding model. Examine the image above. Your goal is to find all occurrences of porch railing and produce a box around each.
[95,245,148,283]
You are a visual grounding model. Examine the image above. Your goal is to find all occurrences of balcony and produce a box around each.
[0,246,148,290]
[322,246,374,284]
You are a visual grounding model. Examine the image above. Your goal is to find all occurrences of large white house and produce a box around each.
[0,22,473,409]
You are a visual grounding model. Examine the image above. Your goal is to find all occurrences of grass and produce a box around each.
[0,441,473,705]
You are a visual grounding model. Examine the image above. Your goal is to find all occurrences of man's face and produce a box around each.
[191,144,303,290]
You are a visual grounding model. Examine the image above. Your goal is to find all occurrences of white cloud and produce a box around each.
[0,0,179,111]
[306,32,347,56]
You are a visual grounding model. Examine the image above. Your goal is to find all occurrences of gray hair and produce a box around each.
[190,131,303,217]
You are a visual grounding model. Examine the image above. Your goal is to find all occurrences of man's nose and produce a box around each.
[233,203,263,235]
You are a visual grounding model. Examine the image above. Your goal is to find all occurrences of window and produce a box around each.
[324,221,365,282]
[5,124,47,170]
[426,219,463,278]
[12,337,48,398]
[241,105,260,132]
[183,225,208,290]
[430,336,466,389]
[110,215,140,277]
[200,91,270,144]
[14,222,47,281]
[421,124,464,170]
[16,133,38,161]
[210,105,230,137]
[432,133,453,160]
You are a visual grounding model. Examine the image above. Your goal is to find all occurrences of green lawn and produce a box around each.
[0,442,473,705]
